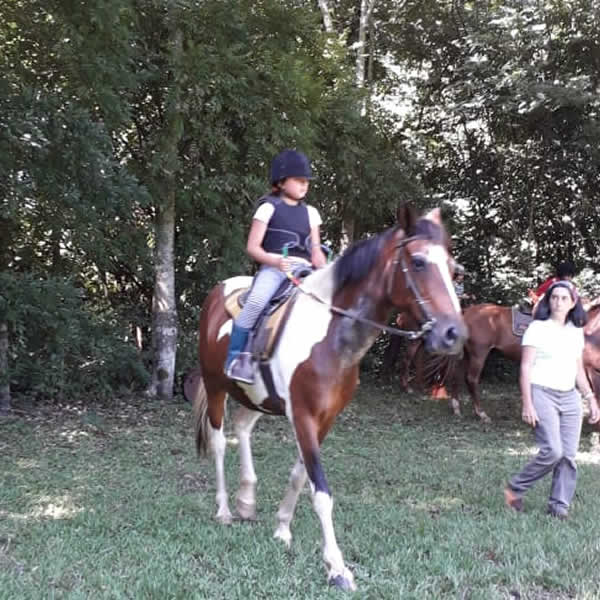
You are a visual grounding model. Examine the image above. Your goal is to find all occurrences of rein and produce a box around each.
[287,234,437,340]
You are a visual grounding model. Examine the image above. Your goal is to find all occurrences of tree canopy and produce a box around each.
[1,0,599,405]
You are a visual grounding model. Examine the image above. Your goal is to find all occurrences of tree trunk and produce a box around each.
[0,321,11,414]
[339,210,355,251]
[150,193,177,400]
[317,0,334,32]
[355,0,370,89]
[148,26,183,401]
[342,0,376,250]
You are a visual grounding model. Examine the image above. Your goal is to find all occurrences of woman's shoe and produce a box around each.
[504,487,523,512]
[547,507,568,520]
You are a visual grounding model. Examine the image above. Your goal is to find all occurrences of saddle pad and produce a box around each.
[224,287,296,360]
[224,288,246,319]
[511,306,533,337]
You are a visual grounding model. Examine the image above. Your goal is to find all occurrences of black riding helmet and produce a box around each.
[270,149,313,185]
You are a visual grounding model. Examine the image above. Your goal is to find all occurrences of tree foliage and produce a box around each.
[2,0,599,402]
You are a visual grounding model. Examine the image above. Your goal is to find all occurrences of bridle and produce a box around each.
[292,234,440,340]
[388,235,437,331]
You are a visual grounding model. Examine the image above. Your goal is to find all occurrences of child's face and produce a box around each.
[280,177,309,202]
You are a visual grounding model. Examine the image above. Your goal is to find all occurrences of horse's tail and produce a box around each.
[185,367,210,457]
[423,352,461,392]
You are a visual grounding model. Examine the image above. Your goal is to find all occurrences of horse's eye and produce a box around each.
[412,256,427,272]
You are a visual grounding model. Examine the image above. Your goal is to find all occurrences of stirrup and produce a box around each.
[226,352,255,384]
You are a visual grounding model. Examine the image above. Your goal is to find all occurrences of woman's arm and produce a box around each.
[520,346,539,427]
[575,356,600,424]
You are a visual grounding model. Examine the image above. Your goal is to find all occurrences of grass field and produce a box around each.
[2,379,600,599]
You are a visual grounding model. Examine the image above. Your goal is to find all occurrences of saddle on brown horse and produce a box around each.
[511,305,533,337]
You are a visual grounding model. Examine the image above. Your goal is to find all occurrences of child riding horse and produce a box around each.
[188,206,467,591]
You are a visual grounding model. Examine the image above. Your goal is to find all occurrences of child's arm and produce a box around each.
[247,219,289,271]
[309,226,327,268]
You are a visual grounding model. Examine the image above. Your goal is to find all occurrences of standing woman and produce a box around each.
[505,280,600,518]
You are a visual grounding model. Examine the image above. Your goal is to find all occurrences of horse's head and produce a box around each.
[388,205,467,354]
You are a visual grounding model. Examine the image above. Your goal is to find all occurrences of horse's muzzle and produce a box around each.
[425,318,467,355]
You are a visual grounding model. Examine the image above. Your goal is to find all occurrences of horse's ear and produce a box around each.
[424,207,442,226]
[396,204,418,233]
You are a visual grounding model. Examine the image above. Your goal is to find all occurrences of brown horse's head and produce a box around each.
[389,205,467,354]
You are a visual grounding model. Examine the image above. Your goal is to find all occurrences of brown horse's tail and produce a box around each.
[423,352,461,393]
[185,367,210,457]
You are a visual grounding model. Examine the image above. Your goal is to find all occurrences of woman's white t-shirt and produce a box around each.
[521,319,584,391]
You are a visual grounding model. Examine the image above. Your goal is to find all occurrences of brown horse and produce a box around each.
[187,206,467,591]
[583,305,600,408]
[445,303,600,423]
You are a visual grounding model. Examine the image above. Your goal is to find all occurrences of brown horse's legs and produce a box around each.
[464,347,491,423]
[274,458,308,546]
[233,405,262,520]
[585,368,600,430]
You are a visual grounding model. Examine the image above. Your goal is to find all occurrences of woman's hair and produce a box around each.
[534,281,587,327]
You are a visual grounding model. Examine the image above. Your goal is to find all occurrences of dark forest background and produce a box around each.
[2,0,599,409]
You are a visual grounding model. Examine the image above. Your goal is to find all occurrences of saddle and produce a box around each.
[511,305,533,337]
[224,266,313,362]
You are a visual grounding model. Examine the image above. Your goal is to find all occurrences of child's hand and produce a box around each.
[278,256,291,272]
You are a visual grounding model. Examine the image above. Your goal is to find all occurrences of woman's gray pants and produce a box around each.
[509,384,583,515]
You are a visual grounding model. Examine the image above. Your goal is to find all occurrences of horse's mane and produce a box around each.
[332,217,447,293]
[333,227,397,292]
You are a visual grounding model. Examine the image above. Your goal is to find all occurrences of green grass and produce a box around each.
[2,382,600,599]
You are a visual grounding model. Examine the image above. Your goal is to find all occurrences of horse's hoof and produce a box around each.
[328,574,356,592]
[273,526,292,548]
[215,511,233,525]
[449,398,461,416]
[478,412,492,424]
[236,499,257,521]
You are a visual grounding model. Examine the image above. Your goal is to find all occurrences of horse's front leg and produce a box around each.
[233,405,262,520]
[465,348,491,423]
[295,417,356,591]
[274,458,307,546]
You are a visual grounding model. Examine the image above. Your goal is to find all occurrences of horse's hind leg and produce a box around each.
[233,405,262,520]
[274,458,307,546]
[211,425,233,524]
[204,388,233,524]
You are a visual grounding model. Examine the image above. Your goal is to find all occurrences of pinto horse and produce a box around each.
[187,206,467,591]
[445,303,600,424]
